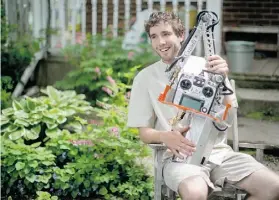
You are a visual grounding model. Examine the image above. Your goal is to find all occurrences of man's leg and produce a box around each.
[211,151,279,200]
[163,160,215,200]
[236,168,279,200]
[178,176,208,200]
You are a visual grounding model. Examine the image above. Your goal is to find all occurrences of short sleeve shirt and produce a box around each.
[127,56,238,165]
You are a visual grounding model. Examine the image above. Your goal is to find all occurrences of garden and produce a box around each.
[1,4,160,198]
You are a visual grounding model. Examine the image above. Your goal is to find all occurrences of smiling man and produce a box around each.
[127,12,279,200]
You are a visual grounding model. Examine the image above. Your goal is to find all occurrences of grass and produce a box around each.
[246,111,279,122]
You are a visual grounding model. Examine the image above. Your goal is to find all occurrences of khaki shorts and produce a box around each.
[163,151,266,193]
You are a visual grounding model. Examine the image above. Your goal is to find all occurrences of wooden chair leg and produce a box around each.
[154,148,165,200]
[167,187,176,200]
[256,149,264,163]
[236,193,242,200]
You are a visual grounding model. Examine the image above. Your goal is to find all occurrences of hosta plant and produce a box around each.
[1,86,93,142]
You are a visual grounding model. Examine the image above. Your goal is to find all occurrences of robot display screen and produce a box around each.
[180,95,203,111]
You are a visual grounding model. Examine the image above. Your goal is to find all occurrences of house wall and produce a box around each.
[223,0,279,26]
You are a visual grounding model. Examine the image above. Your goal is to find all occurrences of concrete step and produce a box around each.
[235,87,279,116]
[227,117,279,147]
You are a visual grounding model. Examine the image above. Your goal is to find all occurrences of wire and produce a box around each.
[212,121,228,131]
[220,82,234,95]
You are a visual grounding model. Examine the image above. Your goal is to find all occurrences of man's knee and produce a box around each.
[269,176,279,200]
[178,176,208,200]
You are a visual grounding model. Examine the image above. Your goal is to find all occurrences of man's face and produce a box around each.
[149,21,184,64]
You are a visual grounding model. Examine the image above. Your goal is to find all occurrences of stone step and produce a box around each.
[227,117,279,147]
[230,74,279,89]
[236,87,279,115]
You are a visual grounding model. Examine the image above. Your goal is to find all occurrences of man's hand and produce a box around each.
[160,127,196,159]
[206,55,229,75]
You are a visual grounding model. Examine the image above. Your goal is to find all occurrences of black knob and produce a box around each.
[180,79,192,90]
[202,87,214,97]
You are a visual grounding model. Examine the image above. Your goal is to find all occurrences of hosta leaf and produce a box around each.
[12,100,23,111]
[9,128,25,140]
[60,175,70,182]
[42,117,56,125]
[62,90,76,99]
[74,116,87,125]
[37,174,51,184]
[75,106,93,113]
[6,124,18,132]
[46,123,58,130]
[28,160,38,168]
[14,110,29,119]
[31,142,41,147]
[66,121,82,131]
[84,180,90,189]
[15,162,25,170]
[47,86,59,102]
[25,129,39,140]
[14,119,29,127]
[10,149,22,155]
[31,114,42,120]
[26,97,36,111]
[31,125,41,135]
[99,186,108,195]
[75,94,86,100]
[62,109,76,116]
[65,168,75,175]
[41,161,53,166]
[0,115,9,126]
[24,167,31,174]
[109,184,117,193]
[34,104,48,112]
[42,110,59,119]
[26,174,36,183]
[2,108,14,116]
[57,116,67,124]
[46,128,61,138]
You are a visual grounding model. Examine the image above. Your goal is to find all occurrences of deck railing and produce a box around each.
[4,0,223,54]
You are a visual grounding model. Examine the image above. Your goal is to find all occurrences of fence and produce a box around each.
[4,0,223,53]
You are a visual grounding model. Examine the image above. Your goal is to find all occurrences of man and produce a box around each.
[127,12,279,200]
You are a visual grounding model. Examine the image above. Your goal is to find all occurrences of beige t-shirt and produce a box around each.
[127,56,238,165]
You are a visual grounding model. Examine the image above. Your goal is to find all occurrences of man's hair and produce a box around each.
[144,11,185,37]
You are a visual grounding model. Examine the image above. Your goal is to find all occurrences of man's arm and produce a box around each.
[139,127,196,158]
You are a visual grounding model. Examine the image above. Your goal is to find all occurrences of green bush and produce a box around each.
[1,2,40,99]
[1,86,92,142]
[1,85,153,199]
[55,35,158,105]
[1,76,13,110]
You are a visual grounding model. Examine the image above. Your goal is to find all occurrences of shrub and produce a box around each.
[1,3,40,99]
[1,86,92,142]
[1,85,153,199]
[1,76,13,110]
[55,35,158,105]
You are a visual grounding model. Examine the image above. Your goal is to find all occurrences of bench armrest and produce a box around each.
[148,143,167,150]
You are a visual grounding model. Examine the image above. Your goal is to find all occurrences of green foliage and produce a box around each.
[36,191,58,200]
[1,2,40,91]
[55,35,158,105]
[246,111,279,122]
[1,86,153,199]
[1,76,13,109]
[1,138,56,199]
[1,86,93,142]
